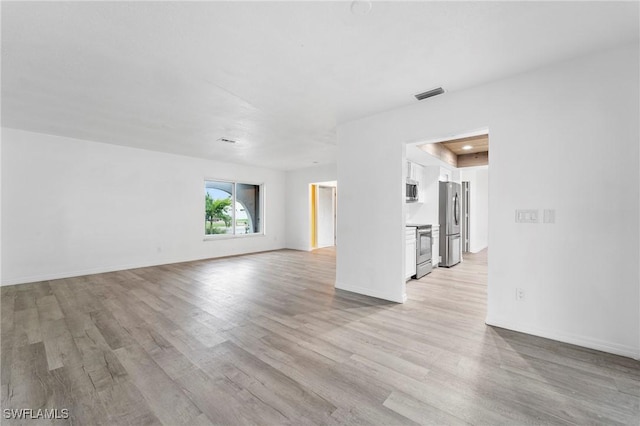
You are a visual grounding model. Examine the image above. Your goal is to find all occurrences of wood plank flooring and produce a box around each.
[2,248,639,425]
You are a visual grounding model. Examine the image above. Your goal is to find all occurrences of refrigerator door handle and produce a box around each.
[454,193,460,225]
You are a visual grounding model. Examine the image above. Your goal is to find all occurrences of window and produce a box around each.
[204,180,262,236]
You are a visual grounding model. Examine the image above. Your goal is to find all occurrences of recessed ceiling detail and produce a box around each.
[441,134,488,155]
[420,134,489,168]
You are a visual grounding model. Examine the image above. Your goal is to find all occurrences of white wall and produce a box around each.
[460,167,489,253]
[1,128,286,285]
[284,163,337,251]
[337,127,406,303]
[337,43,639,358]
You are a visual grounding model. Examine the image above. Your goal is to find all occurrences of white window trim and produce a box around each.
[203,178,265,240]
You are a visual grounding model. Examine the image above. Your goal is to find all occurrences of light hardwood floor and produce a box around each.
[2,248,639,425]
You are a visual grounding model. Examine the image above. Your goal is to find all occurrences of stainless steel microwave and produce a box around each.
[406,179,419,203]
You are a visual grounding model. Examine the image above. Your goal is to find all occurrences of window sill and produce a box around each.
[203,233,265,242]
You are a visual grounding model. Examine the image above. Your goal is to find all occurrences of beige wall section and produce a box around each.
[310,184,317,249]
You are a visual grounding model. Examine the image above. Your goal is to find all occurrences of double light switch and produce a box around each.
[515,209,555,224]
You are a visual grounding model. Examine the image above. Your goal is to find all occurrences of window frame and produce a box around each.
[203,178,265,240]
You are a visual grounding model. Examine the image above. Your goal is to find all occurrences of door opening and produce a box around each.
[310,181,337,250]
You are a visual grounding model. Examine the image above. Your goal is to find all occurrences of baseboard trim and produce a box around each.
[1,247,285,287]
[2,262,168,286]
[485,316,640,360]
[335,281,405,304]
[470,245,488,254]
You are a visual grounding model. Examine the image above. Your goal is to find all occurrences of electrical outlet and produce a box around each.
[516,288,525,301]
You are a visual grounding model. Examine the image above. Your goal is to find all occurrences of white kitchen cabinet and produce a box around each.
[407,161,424,183]
[405,228,416,280]
[439,167,451,182]
[407,161,425,203]
[407,161,415,181]
[432,225,440,267]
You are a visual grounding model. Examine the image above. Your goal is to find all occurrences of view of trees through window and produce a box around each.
[205,180,261,236]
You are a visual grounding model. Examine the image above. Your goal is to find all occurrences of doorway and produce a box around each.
[310,181,337,249]
[404,130,489,316]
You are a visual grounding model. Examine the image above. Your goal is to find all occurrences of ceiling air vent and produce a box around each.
[415,87,445,101]
[217,137,237,144]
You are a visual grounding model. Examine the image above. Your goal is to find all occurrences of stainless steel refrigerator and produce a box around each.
[439,181,461,267]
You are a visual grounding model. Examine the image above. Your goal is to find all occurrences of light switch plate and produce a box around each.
[543,209,555,224]
[515,209,539,223]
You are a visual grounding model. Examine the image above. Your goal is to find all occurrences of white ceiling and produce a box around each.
[2,1,638,170]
